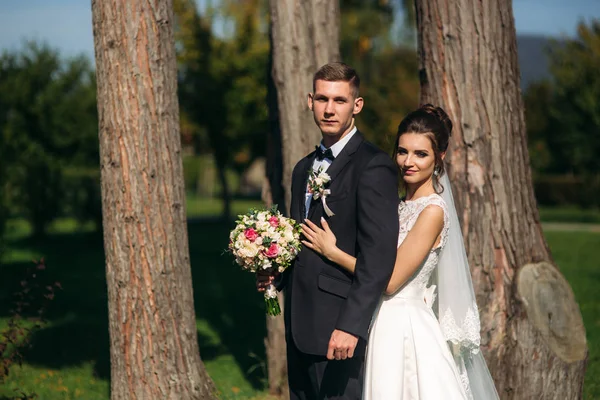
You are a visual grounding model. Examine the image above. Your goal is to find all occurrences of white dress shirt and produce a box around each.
[304,126,358,218]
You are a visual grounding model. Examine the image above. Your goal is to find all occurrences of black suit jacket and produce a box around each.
[281,131,399,356]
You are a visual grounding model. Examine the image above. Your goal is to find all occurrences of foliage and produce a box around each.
[539,206,600,224]
[523,80,554,172]
[355,46,420,151]
[523,19,600,207]
[534,175,600,208]
[524,19,600,176]
[173,0,270,217]
[174,0,269,166]
[0,259,60,400]
[0,43,99,236]
[546,20,600,175]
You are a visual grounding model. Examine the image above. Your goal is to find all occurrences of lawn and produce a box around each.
[539,206,600,224]
[544,231,600,399]
[0,201,598,399]
[1,198,267,400]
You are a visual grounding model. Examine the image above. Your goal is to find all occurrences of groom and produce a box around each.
[262,62,399,399]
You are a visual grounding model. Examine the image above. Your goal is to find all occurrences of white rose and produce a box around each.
[284,229,294,241]
[270,231,281,241]
[241,242,259,258]
[256,221,270,231]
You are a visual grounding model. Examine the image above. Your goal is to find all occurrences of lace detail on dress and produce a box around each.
[398,193,449,247]
[460,369,474,400]
[396,194,449,290]
[440,304,481,355]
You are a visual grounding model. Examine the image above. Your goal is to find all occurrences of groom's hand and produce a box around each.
[327,329,359,360]
[256,270,279,292]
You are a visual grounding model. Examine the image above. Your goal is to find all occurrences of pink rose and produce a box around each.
[265,243,279,258]
[268,216,280,227]
[244,228,259,242]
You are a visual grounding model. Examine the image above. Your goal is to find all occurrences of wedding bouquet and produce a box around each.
[228,206,302,316]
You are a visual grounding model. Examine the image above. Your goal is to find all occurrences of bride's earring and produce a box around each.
[433,168,439,176]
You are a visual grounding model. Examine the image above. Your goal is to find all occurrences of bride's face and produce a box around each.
[396,133,437,184]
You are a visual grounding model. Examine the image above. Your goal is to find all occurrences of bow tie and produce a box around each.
[315,146,335,162]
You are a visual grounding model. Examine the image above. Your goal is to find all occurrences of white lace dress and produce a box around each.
[363,194,470,400]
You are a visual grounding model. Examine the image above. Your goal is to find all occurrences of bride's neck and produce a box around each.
[405,179,435,201]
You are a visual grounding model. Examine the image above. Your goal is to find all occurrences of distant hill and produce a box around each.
[517,34,557,90]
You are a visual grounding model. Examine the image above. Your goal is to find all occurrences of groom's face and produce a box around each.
[308,80,363,138]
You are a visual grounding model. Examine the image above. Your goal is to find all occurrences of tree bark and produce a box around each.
[92,1,216,399]
[265,0,341,396]
[414,1,587,398]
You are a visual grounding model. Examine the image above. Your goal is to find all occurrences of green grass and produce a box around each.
[0,202,268,400]
[544,231,600,399]
[185,197,263,219]
[0,202,599,399]
[2,196,263,241]
[539,206,600,224]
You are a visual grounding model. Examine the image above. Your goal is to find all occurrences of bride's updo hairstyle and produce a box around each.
[393,104,453,192]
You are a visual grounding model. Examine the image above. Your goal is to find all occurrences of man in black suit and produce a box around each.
[260,62,399,399]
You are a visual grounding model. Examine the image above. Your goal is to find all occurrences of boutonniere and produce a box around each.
[307,167,335,217]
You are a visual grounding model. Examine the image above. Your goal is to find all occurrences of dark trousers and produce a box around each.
[287,336,364,400]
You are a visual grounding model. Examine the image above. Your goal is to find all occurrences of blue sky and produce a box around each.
[0,0,599,60]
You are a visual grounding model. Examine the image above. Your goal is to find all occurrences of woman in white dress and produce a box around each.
[301,104,499,399]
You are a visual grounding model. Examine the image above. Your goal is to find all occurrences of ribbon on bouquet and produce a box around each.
[314,189,335,217]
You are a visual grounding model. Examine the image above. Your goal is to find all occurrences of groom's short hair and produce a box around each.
[313,62,360,98]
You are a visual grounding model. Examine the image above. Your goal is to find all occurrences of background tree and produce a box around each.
[523,80,554,173]
[546,20,600,176]
[523,19,600,208]
[174,0,233,218]
[414,0,587,398]
[91,0,216,398]
[0,43,99,237]
[174,0,269,217]
[264,0,341,396]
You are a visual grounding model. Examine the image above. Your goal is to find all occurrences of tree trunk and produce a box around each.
[265,0,341,396]
[414,1,587,398]
[92,1,217,399]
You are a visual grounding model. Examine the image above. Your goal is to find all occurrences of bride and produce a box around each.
[301,104,500,399]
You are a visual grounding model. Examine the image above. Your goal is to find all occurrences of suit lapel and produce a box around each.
[323,131,364,183]
[298,154,316,220]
